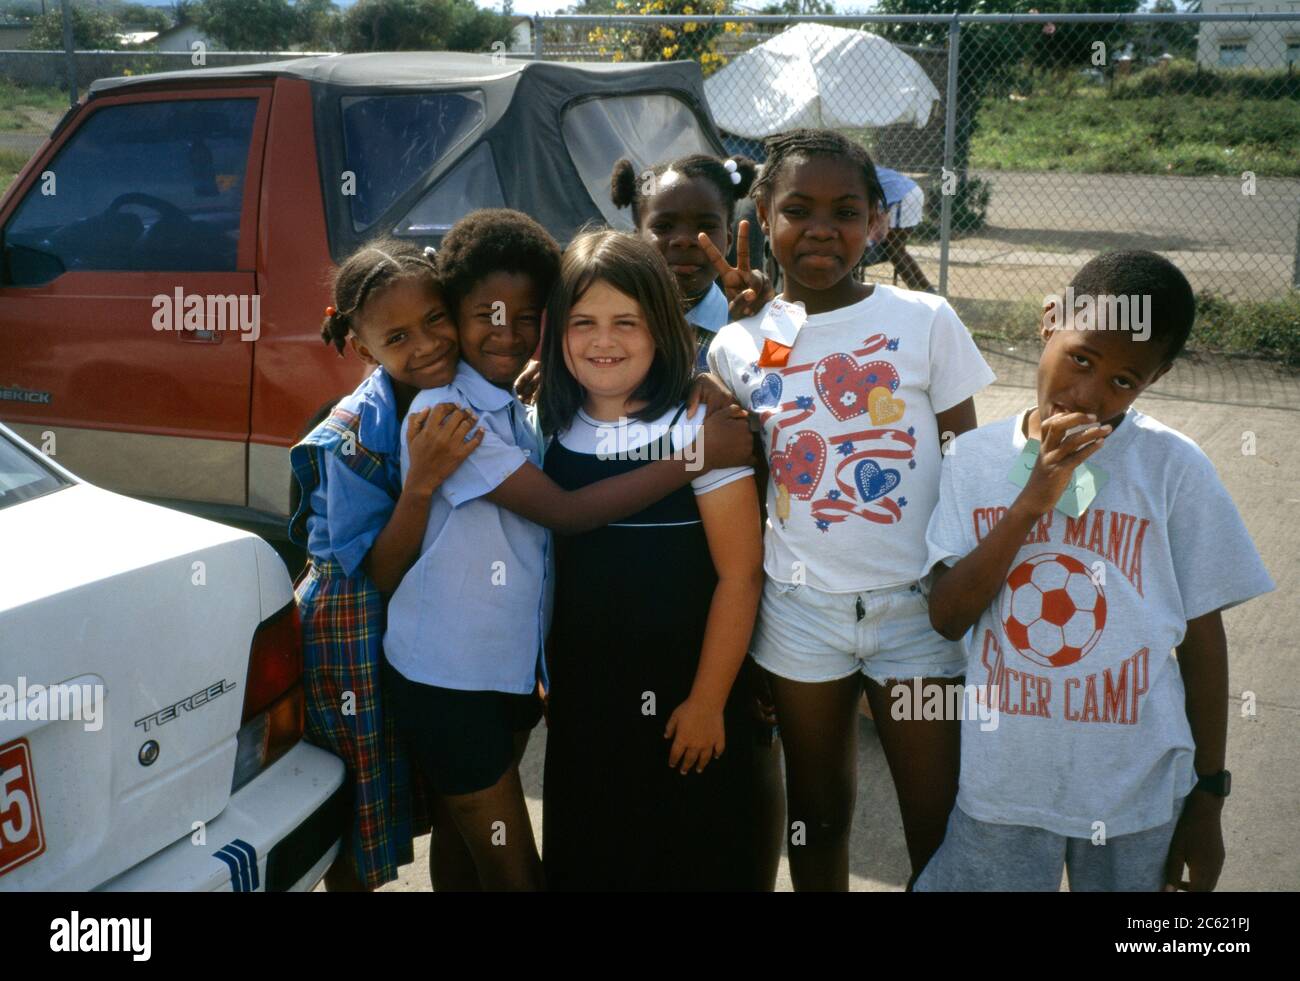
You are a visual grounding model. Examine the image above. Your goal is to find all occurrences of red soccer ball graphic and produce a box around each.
[999,552,1106,668]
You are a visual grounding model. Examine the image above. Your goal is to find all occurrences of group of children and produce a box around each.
[289,128,1272,892]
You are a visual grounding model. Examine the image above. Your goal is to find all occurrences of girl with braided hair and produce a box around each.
[289,236,483,891]
[609,152,774,373]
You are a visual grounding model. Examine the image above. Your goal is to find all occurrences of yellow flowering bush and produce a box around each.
[584,0,734,76]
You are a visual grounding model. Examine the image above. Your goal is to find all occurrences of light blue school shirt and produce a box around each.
[687,282,729,373]
[383,361,552,695]
[302,366,402,576]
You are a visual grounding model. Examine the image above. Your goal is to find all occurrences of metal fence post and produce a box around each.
[59,0,75,106]
[937,13,960,297]
[534,15,544,60]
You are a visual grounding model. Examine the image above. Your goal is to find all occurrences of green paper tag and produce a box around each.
[1008,439,1109,519]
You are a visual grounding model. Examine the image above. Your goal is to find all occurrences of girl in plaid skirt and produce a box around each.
[289,237,483,891]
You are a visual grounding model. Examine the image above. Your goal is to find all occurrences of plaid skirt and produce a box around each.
[295,557,431,888]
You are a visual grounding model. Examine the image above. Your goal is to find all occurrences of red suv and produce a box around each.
[0,52,727,542]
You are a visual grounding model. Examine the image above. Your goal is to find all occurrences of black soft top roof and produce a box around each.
[89,53,725,257]
[88,51,672,95]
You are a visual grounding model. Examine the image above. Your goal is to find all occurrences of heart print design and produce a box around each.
[867,386,905,425]
[814,354,900,422]
[854,459,901,503]
[749,372,783,410]
[770,430,827,500]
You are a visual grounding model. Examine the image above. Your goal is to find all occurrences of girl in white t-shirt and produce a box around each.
[706,129,997,890]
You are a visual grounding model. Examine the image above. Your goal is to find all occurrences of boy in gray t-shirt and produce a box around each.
[917,252,1273,892]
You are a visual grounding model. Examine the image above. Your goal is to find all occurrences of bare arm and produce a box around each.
[929,411,1112,640]
[884,228,932,292]
[486,405,754,534]
[665,475,765,773]
[1164,610,1228,891]
[935,397,978,452]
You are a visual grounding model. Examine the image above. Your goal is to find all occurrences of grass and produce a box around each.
[0,148,33,198]
[0,80,68,132]
[957,291,1300,368]
[971,84,1300,178]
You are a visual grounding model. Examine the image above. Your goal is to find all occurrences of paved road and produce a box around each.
[373,355,1300,892]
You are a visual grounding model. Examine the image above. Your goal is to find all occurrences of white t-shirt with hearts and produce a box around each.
[708,285,995,592]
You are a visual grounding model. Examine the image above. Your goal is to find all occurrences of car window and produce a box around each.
[3,98,257,285]
[341,91,486,233]
[562,94,717,230]
[394,141,505,238]
[0,434,70,510]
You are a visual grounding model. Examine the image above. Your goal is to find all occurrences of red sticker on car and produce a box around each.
[0,739,46,878]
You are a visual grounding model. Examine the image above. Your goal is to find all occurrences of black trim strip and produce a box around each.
[265,781,348,892]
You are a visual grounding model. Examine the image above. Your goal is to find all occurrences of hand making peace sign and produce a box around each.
[697,219,776,320]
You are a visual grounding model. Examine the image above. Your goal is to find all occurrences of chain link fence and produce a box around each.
[538,12,1300,348]
[2,12,1297,356]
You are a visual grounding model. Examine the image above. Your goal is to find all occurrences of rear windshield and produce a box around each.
[0,433,70,511]
[340,91,486,232]
[562,94,718,230]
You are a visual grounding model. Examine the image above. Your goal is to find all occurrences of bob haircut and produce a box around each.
[540,229,695,435]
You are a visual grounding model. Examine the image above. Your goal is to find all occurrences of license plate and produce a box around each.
[0,738,46,878]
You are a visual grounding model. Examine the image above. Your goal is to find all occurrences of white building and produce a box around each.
[1196,1,1300,69]
[152,23,222,54]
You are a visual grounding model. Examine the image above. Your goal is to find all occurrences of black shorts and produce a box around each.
[385,663,542,796]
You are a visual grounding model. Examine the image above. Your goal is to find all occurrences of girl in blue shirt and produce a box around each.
[289,237,485,892]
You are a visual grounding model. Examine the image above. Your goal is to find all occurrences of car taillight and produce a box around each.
[231,603,304,794]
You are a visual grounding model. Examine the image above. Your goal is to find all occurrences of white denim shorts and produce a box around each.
[751,575,965,686]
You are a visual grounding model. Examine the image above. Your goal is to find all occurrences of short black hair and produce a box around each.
[610,153,758,229]
[1068,251,1196,361]
[750,128,885,213]
[320,236,438,354]
[436,209,562,314]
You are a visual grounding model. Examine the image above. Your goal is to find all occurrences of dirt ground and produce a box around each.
[363,351,1299,893]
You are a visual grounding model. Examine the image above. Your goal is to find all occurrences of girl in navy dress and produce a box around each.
[538,230,767,890]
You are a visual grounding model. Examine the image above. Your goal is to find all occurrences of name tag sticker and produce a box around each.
[1007,439,1109,519]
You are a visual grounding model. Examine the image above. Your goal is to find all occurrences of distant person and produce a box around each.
[861,166,935,293]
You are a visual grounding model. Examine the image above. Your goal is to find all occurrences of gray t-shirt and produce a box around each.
[924,408,1273,837]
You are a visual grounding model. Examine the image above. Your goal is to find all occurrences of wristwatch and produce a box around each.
[1195,769,1232,798]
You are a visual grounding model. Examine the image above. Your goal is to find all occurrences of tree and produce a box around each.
[582,0,738,76]
[25,7,123,49]
[295,0,340,49]
[193,0,299,51]
[118,3,173,31]
[340,0,510,53]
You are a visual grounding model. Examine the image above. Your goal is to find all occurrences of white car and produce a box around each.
[0,423,344,891]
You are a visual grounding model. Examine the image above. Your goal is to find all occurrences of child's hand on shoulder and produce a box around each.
[1018,411,1111,517]
[665,698,725,775]
[405,403,483,497]
[699,402,755,471]
[686,371,738,417]
[515,359,541,405]
[1164,790,1225,891]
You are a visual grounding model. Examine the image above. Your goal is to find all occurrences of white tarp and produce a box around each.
[704,23,940,138]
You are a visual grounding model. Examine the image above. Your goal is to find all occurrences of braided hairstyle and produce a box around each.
[320,236,439,355]
[749,129,886,215]
[610,153,758,229]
